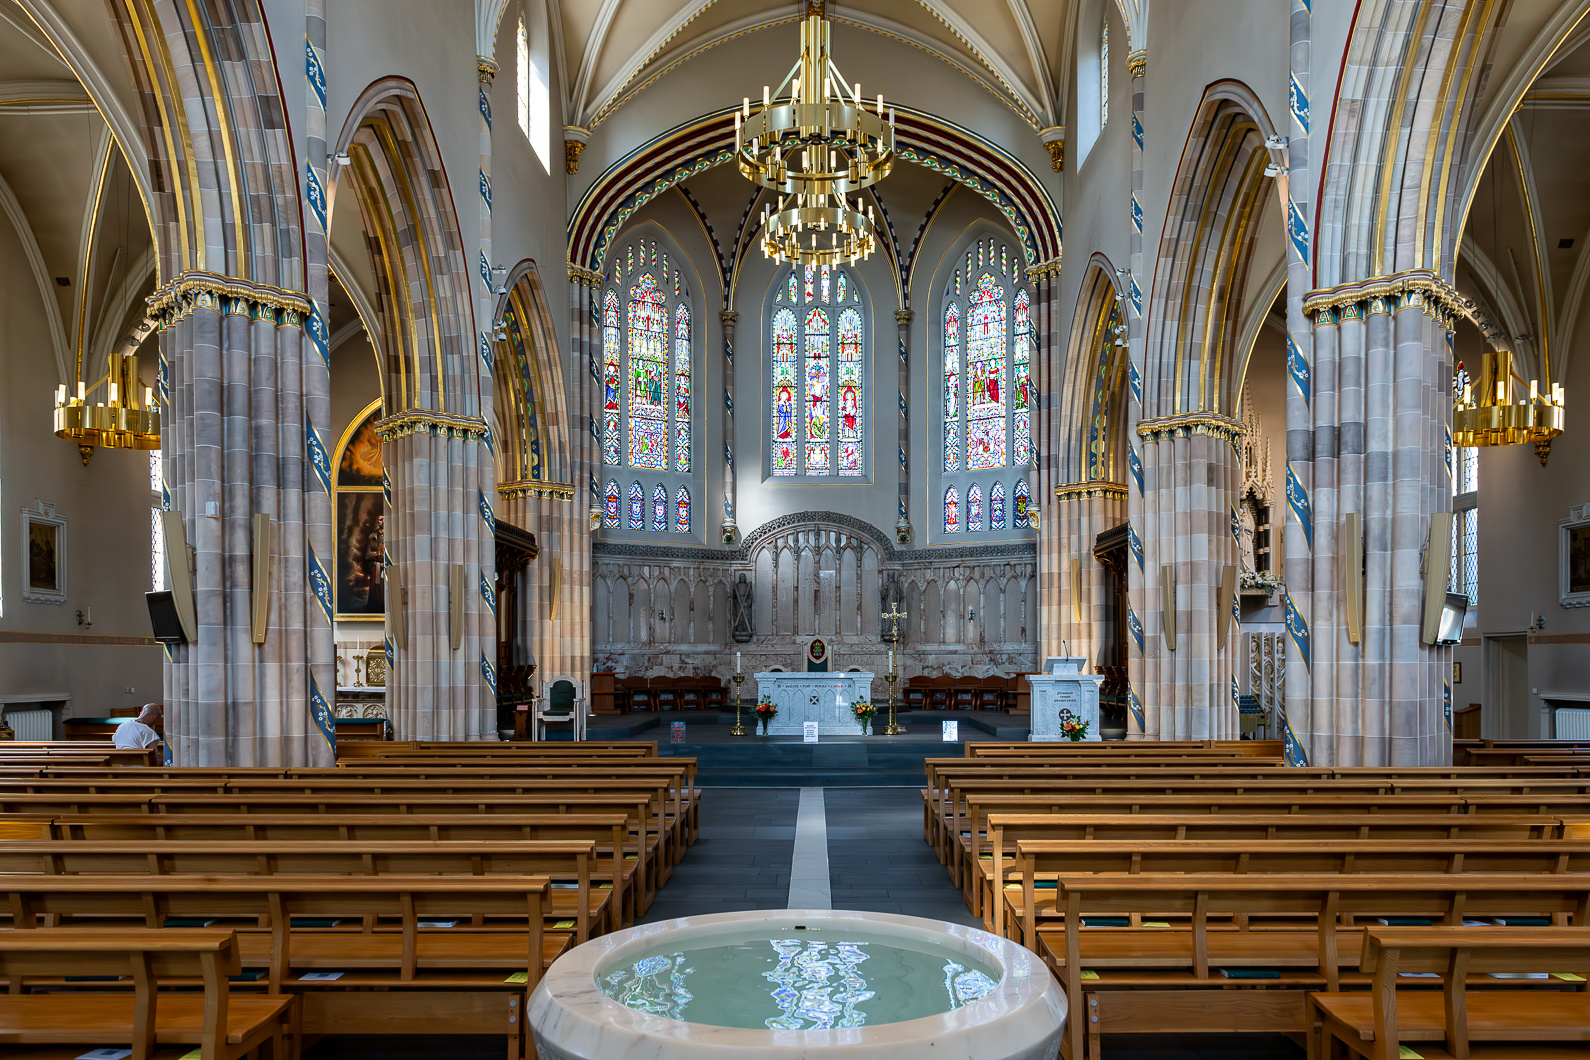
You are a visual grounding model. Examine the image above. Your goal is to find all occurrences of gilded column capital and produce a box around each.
[1301,269,1466,331]
[147,271,312,328]
[564,125,590,175]
[1039,125,1065,172]
[1025,255,1063,282]
[1135,412,1245,443]
[720,310,740,325]
[567,262,603,287]
[498,479,576,501]
[1054,480,1128,501]
[477,57,498,82]
[1127,50,1148,78]
[895,308,914,325]
[375,409,491,442]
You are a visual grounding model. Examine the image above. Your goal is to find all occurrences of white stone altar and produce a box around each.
[1027,657,1105,741]
[755,672,874,736]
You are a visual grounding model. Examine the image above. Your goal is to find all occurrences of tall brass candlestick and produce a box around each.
[883,669,900,735]
[731,672,747,736]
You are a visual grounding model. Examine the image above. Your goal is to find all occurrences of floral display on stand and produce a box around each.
[754,698,777,735]
[1058,716,1090,742]
[851,699,877,736]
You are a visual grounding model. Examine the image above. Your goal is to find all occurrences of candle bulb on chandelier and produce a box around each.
[1496,380,1506,403]
[108,383,117,404]
[77,381,85,402]
[144,387,153,408]
[1531,379,1539,403]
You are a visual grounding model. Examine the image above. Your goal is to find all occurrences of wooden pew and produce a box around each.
[1311,927,1590,1060]
[972,813,1567,930]
[0,874,561,1059]
[0,928,292,1060]
[964,740,1287,758]
[1033,874,1590,1060]
[1005,839,1590,948]
[337,740,656,758]
[0,839,609,942]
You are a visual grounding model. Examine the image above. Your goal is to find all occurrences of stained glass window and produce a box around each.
[1014,479,1031,528]
[938,242,1035,537]
[674,304,691,472]
[944,486,960,533]
[651,484,667,532]
[1013,289,1032,466]
[627,482,644,530]
[943,303,961,472]
[675,487,690,533]
[769,266,866,478]
[602,291,620,465]
[601,242,695,534]
[603,480,620,528]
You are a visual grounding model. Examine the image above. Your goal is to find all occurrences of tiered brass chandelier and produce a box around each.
[735,3,895,266]
[54,352,159,465]
[1451,349,1563,460]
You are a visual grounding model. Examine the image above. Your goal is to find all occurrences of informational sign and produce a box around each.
[942,720,959,742]
[803,722,819,743]
[670,722,686,744]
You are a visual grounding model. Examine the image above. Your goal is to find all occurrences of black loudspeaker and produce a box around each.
[146,591,187,645]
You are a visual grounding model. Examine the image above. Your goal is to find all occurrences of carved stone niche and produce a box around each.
[731,573,754,642]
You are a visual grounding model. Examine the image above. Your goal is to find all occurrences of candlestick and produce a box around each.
[731,672,747,736]
[736,651,742,673]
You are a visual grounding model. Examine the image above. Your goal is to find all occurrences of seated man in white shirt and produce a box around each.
[113,703,164,756]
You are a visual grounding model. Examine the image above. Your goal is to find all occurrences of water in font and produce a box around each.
[599,927,1000,1030]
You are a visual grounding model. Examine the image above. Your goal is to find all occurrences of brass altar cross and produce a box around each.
[882,603,906,644]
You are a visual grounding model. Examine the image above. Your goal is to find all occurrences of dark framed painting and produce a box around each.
[336,401,384,488]
[1563,503,1590,608]
[336,491,385,619]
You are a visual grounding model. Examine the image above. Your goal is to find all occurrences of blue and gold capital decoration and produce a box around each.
[1286,461,1313,551]
[1288,73,1308,133]
[1284,589,1310,671]
[480,570,497,617]
[305,36,326,109]
[306,417,331,496]
[478,490,495,537]
[307,546,334,627]
[309,675,336,751]
[480,653,498,696]
[1287,334,1311,406]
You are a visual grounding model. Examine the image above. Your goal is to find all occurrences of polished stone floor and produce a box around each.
[308,783,1303,1059]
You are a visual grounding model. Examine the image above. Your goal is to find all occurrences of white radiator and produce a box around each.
[5,709,52,741]
[1555,707,1590,741]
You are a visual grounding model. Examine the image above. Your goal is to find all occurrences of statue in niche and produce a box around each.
[731,573,754,643]
[880,579,903,641]
[1238,503,1258,573]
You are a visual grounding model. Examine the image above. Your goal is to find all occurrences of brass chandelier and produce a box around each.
[1451,349,1563,461]
[734,4,895,266]
[54,352,159,465]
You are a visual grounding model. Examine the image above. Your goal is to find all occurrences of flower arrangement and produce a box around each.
[1059,717,1090,742]
[1239,569,1285,596]
[852,698,877,735]
[754,698,777,721]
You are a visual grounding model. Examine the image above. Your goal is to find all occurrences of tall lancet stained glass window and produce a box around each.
[600,238,696,534]
[770,264,866,478]
[937,238,1035,536]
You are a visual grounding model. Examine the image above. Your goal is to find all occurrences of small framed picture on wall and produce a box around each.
[20,500,66,605]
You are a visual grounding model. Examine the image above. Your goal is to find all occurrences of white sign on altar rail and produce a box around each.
[942,721,958,742]
[803,722,819,743]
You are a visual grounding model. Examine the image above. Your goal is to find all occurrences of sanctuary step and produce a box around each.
[651,736,994,787]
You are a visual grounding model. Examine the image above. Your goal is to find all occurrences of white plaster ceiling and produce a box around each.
[553,0,1074,133]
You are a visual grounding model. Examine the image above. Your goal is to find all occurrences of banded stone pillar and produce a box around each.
[1035,270,1062,656]
[1053,482,1127,669]
[155,276,330,765]
[474,57,501,705]
[575,269,602,534]
[1124,47,1149,736]
[894,308,912,543]
[1297,277,1457,766]
[1282,0,1315,766]
[1136,414,1243,740]
[721,310,739,543]
[380,412,496,739]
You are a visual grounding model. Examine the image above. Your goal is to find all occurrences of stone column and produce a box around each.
[1035,272,1062,656]
[475,57,501,707]
[1298,278,1458,766]
[1282,0,1315,766]
[721,310,739,543]
[1053,482,1127,669]
[894,308,912,543]
[155,277,328,765]
[1124,48,1149,737]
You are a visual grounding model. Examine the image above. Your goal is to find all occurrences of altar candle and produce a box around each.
[736,651,742,673]
[889,648,894,672]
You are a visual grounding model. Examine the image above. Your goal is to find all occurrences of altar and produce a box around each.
[755,672,874,736]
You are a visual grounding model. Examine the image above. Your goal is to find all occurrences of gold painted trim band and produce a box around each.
[375,409,490,441]
[1301,269,1465,328]
[1054,480,1127,501]
[1136,412,1245,441]
[497,480,576,500]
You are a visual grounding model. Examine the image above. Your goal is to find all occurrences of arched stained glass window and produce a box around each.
[651,484,667,532]
[1014,479,1031,528]
[675,487,690,533]
[937,238,1035,537]
[769,264,866,478]
[674,304,691,472]
[603,480,620,528]
[627,482,644,529]
[600,238,696,535]
[944,486,960,533]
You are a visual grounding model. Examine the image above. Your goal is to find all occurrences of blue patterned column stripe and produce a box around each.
[1286,460,1313,550]
[1287,335,1311,406]
[480,570,497,616]
[306,417,330,496]
[305,36,326,107]
[1128,522,1144,570]
[1284,589,1310,671]
[481,654,498,696]
[1128,604,1145,653]
[479,490,495,536]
